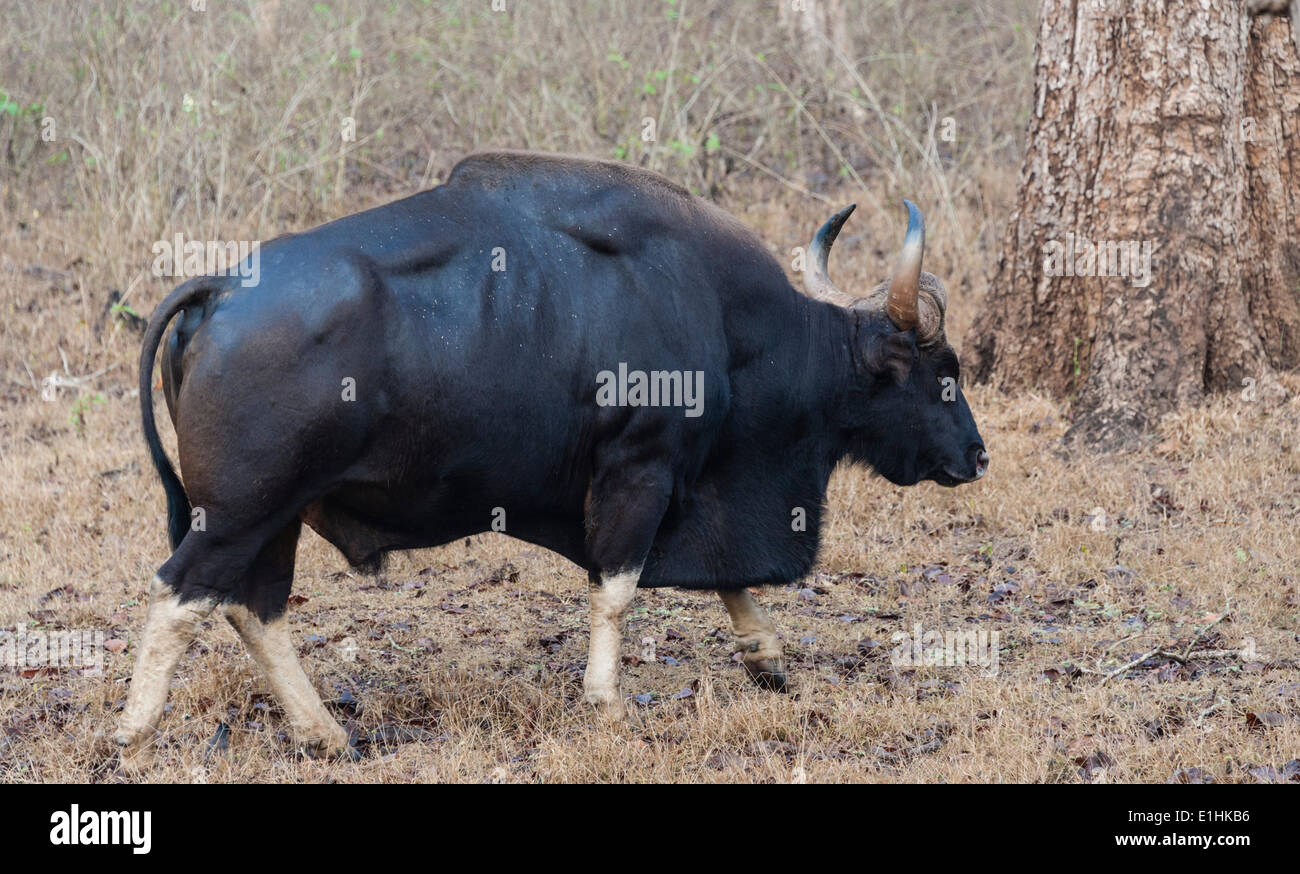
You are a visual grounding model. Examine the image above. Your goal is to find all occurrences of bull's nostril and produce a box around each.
[974,448,989,478]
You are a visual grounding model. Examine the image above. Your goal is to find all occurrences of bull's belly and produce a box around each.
[298,478,591,571]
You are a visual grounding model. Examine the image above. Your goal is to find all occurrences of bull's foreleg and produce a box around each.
[581,459,671,721]
[582,567,641,719]
[114,576,217,764]
[718,588,787,692]
[222,605,353,758]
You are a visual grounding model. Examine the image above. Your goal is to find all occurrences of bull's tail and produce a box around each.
[139,276,223,550]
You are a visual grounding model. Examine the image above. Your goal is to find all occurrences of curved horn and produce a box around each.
[803,203,858,308]
[886,200,924,331]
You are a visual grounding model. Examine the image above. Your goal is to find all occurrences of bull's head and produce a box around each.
[803,201,988,487]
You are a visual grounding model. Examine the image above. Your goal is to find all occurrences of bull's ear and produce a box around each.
[860,329,916,384]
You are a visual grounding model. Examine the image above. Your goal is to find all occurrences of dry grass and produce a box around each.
[2,0,1298,784]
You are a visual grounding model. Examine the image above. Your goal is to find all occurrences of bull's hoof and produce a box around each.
[111,730,138,750]
[742,657,788,693]
[112,723,157,767]
[583,688,628,722]
[113,735,157,775]
[299,726,359,761]
[299,741,362,761]
[303,737,362,761]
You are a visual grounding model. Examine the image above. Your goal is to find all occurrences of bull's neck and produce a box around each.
[786,289,862,465]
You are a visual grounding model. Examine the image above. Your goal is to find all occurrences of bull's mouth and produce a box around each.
[930,449,989,487]
[930,467,979,487]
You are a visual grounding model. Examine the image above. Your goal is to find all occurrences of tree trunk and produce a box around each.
[966,0,1300,445]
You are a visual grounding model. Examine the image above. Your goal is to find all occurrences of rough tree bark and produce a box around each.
[966,0,1300,445]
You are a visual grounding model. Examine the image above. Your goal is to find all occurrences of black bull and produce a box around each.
[115,152,987,759]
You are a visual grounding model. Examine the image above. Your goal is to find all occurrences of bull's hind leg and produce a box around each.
[113,577,217,763]
[717,589,787,691]
[221,520,352,758]
[222,607,351,758]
